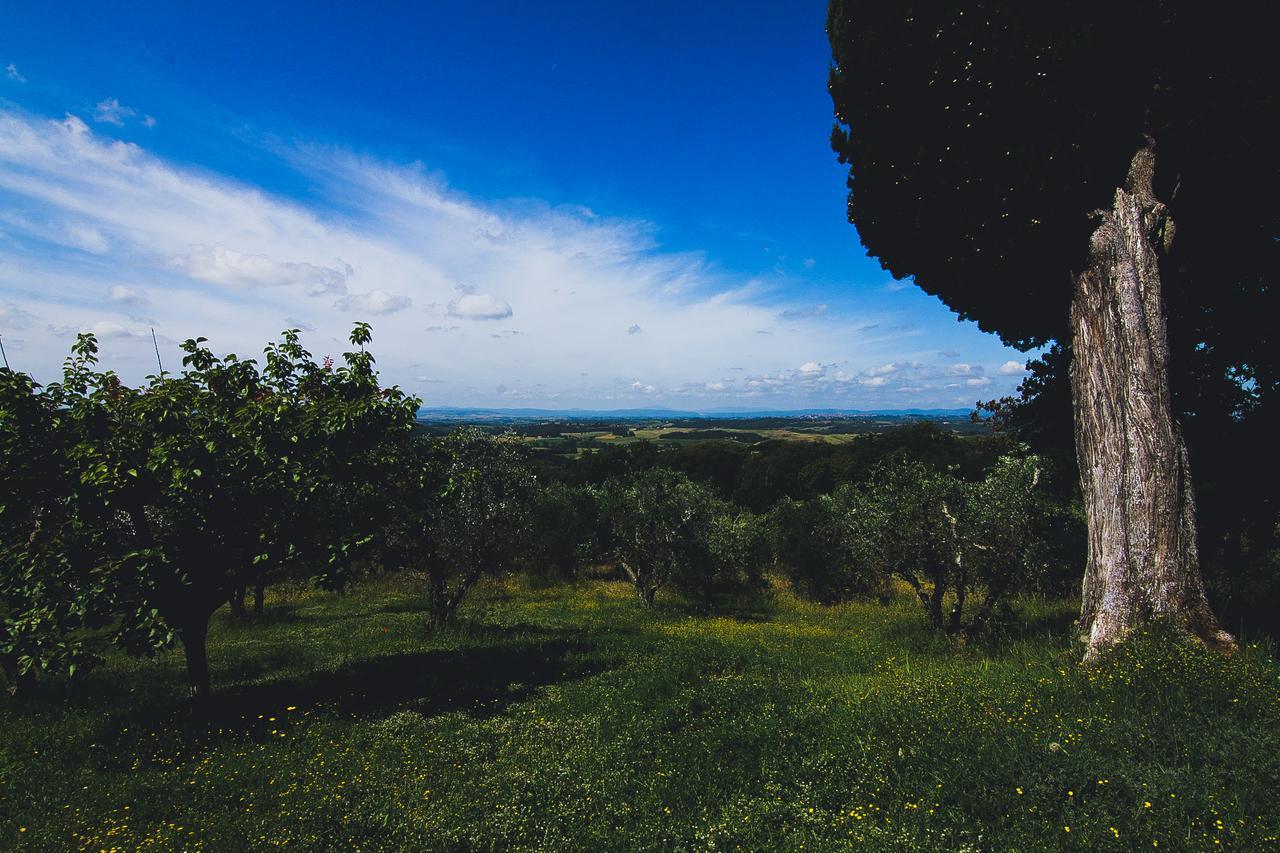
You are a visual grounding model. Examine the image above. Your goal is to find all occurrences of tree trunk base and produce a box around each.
[1071,142,1235,662]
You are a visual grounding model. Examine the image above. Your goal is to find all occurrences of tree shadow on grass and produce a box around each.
[200,635,611,727]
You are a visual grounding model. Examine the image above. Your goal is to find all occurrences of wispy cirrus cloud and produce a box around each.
[93,97,137,126]
[0,106,1026,408]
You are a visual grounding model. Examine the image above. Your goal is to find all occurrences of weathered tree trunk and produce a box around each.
[1070,142,1235,662]
[228,586,247,618]
[253,578,265,616]
[427,575,450,632]
[180,617,212,701]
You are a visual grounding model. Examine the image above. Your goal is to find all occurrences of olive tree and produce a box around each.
[384,429,536,632]
[600,468,715,607]
[677,508,771,612]
[840,456,1060,636]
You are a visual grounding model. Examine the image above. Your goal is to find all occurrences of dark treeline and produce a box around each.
[532,423,1022,512]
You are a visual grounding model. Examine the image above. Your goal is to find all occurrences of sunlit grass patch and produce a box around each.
[2,578,1278,850]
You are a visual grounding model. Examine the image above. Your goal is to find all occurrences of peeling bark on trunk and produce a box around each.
[1070,142,1235,662]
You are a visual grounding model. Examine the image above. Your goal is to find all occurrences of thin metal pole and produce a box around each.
[0,333,9,370]
[151,328,164,377]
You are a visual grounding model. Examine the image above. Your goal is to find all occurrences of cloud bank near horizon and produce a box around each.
[0,108,1025,408]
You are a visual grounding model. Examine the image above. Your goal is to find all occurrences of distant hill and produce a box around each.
[416,406,974,421]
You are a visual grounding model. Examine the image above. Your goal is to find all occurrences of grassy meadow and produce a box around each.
[2,577,1278,850]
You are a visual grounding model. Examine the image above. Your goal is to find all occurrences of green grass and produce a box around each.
[2,578,1278,850]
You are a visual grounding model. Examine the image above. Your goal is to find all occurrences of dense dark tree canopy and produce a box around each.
[827,1,1275,351]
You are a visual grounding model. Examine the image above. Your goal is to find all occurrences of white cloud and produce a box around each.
[998,360,1026,376]
[66,224,109,253]
[174,245,350,295]
[946,363,979,376]
[142,115,157,129]
[0,106,1028,408]
[966,376,992,387]
[335,289,412,315]
[447,292,512,320]
[93,98,138,126]
[107,285,147,307]
[780,304,829,320]
[6,63,25,84]
[1,302,37,330]
[869,362,897,376]
[860,376,888,387]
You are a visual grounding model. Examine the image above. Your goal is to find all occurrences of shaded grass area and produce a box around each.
[2,578,1278,850]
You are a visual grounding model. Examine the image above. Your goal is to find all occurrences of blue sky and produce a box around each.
[0,1,1027,410]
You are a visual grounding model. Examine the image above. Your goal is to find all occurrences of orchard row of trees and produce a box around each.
[2,328,1071,700]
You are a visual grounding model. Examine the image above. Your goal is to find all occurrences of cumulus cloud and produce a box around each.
[447,292,512,320]
[93,97,138,126]
[6,63,25,83]
[998,360,1027,376]
[798,361,824,375]
[174,245,350,295]
[966,376,993,387]
[334,289,412,315]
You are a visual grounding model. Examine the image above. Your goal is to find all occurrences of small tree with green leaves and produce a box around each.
[769,491,890,604]
[841,460,963,631]
[385,428,536,632]
[840,456,1061,636]
[600,468,715,608]
[29,324,416,700]
[0,366,110,693]
[961,455,1079,634]
[523,482,601,583]
[675,508,771,613]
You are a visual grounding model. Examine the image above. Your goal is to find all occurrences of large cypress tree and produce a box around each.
[827,1,1274,659]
